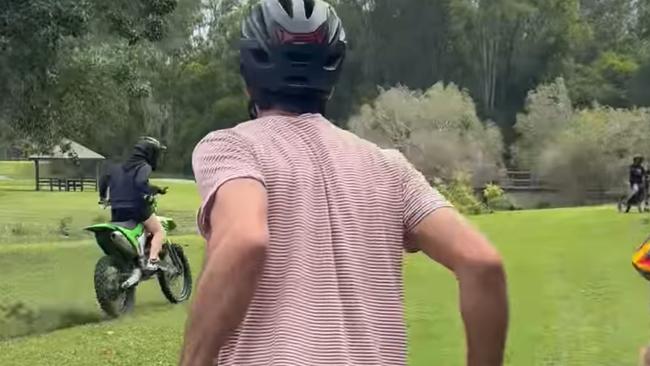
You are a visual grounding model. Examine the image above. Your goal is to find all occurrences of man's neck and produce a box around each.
[257,109,301,118]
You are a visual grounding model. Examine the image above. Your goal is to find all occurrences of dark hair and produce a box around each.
[253,89,326,115]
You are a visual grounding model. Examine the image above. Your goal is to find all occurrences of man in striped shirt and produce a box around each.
[180,1,508,365]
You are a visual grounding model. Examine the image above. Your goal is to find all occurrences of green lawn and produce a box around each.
[1,179,649,365]
[0,177,200,243]
[0,161,33,179]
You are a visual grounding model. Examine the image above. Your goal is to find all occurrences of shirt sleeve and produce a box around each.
[380,150,452,233]
[401,162,452,233]
[192,129,266,238]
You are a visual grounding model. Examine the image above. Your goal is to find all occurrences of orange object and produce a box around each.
[632,237,650,280]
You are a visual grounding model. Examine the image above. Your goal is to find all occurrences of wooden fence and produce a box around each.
[488,171,553,191]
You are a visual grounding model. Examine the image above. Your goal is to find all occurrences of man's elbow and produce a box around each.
[240,233,269,259]
[214,230,269,261]
[456,245,506,283]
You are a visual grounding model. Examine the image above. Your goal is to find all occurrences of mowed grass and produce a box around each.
[0,176,200,243]
[1,178,650,365]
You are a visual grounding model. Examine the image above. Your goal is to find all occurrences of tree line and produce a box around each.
[3,0,650,176]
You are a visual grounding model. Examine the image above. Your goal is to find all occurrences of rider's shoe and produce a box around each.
[144,258,160,272]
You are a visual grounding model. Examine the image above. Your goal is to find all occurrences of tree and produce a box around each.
[514,78,574,168]
[0,0,180,151]
[451,0,582,134]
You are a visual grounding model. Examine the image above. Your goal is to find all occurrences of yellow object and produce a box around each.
[632,237,650,280]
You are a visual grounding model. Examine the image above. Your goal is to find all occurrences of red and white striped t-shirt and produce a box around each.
[192,114,450,366]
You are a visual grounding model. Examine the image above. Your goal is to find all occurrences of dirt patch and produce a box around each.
[0,302,105,340]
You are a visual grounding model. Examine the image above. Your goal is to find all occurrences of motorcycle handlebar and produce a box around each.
[99,188,168,208]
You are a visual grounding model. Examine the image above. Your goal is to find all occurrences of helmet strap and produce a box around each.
[248,99,258,119]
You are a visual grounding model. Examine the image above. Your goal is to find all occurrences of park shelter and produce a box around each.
[28,139,105,192]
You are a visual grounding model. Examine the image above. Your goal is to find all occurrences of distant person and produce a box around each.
[643,163,650,212]
[98,136,167,271]
[626,156,647,213]
[180,1,509,366]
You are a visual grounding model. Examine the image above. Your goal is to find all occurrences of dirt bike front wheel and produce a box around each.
[158,243,192,303]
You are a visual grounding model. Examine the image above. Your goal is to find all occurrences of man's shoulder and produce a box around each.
[194,125,253,153]
[198,119,267,145]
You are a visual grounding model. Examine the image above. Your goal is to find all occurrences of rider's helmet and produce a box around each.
[133,137,167,171]
[634,155,645,165]
[240,0,347,115]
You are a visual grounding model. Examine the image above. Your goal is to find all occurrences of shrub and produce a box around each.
[435,173,485,215]
[349,83,505,186]
[489,195,520,211]
[483,183,506,212]
[537,106,650,201]
[515,78,650,202]
[483,183,505,203]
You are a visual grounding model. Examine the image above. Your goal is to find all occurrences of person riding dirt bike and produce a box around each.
[98,137,168,271]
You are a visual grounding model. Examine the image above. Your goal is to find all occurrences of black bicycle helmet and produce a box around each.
[240,0,347,109]
[133,136,167,171]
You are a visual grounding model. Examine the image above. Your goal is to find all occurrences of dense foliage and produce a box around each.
[515,78,650,201]
[349,84,504,186]
[3,0,650,176]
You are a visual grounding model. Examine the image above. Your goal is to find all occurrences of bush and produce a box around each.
[483,183,504,203]
[537,106,650,201]
[349,83,505,186]
[489,196,521,211]
[435,173,485,215]
[515,78,650,202]
[483,184,507,212]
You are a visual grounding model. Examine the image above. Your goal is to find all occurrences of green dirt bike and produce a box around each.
[85,193,192,318]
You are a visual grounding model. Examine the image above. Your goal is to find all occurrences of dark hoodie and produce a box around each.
[99,148,163,210]
[630,163,646,186]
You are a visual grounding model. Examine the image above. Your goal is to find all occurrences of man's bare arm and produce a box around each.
[409,207,508,366]
[180,178,269,366]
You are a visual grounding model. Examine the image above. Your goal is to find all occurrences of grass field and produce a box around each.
[1,161,650,365]
[0,163,200,243]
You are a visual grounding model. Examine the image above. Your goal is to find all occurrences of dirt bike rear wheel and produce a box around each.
[94,255,136,318]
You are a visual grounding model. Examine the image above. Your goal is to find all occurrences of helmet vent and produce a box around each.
[285,76,309,85]
[252,49,271,65]
[304,0,315,18]
[287,51,312,63]
[278,0,294,17]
